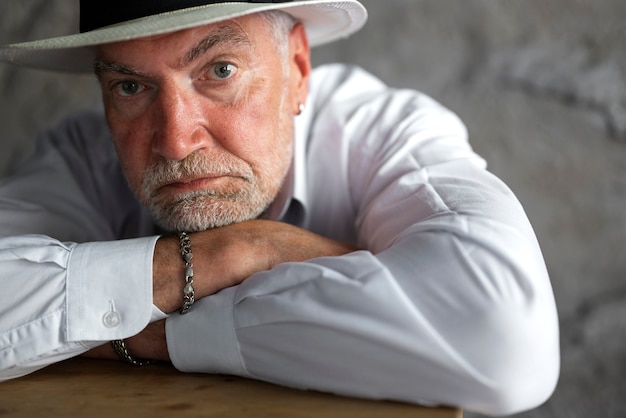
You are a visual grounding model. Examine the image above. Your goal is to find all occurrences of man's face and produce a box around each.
[96,14,310,232]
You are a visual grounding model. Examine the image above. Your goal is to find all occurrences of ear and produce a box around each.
[288,22,311,113]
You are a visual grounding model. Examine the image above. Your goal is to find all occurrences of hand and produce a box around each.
[152,219,357,313]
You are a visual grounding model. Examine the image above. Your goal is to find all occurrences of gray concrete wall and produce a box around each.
[1,1,625,417]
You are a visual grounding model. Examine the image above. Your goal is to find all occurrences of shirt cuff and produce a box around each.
[151,305,168,322]
[65,236,159,341]
[166,286,245,376]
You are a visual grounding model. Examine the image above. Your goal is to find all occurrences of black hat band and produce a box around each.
[80,0,293,33]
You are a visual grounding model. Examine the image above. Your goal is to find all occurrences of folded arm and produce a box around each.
[153,168,559,416]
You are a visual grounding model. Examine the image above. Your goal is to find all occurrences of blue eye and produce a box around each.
[213,63,236,79]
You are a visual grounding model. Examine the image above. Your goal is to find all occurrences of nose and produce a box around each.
[151,84,211,161]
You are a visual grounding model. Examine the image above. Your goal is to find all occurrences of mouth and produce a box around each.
[152,173,251,198]
[141,154,255,203]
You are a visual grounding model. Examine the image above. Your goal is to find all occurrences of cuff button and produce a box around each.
[103,310,121,328]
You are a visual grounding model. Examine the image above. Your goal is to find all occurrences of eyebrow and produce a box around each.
[93,60,148,79]
[181,25,252,67]
[93,24,252,78]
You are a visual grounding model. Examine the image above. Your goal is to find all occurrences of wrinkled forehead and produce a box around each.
[96,13,270,59]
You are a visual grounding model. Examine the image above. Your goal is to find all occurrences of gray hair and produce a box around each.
[258,10,299,60]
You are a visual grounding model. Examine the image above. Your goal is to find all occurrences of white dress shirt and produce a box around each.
[0,64,559,415]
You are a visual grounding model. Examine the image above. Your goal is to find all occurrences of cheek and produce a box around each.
[230,78,291,146]
[226,102,288,170]
[231,106,294,184]
[110,125,150,194]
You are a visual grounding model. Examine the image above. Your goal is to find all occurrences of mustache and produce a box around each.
[141,152,253,197]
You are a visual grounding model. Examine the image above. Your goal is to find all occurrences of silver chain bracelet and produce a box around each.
[111,339,156,367]
[178,231,195,314]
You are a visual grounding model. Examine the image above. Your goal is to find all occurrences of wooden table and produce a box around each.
[0,358,462,417]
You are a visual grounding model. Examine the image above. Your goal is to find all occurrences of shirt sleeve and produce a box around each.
[0,236,157,381]
[0,111,157,381]
[165,66,560,416]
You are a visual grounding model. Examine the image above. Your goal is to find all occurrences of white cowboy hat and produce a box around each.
[0,0,367,73]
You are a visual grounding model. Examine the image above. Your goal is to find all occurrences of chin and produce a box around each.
[150,194,270,232]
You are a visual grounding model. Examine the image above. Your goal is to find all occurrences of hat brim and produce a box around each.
[0,0,367,73]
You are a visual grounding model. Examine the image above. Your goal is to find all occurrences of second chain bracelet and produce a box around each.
[178,231,195,314]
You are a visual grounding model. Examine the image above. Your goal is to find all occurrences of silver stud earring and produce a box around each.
[297,102,305,115]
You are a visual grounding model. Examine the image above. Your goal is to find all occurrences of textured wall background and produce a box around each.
[1,1,625,417]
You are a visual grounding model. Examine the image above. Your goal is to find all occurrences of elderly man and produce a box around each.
[0,1,559,415]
